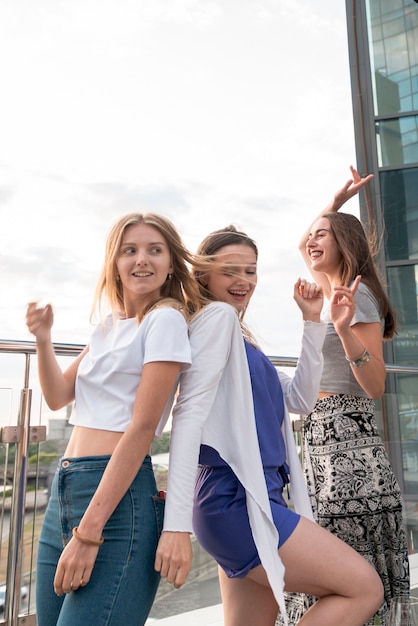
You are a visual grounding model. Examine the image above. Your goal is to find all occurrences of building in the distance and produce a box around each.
[346,0,418,552]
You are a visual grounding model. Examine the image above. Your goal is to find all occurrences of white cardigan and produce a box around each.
[163,301,326,623]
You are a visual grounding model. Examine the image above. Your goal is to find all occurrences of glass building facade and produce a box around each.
[346,0,418,552]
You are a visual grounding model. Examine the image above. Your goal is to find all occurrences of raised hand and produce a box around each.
[329,275,361,333]
[330,166,374,212]
[293,278,324,323]
[26,302,54,343]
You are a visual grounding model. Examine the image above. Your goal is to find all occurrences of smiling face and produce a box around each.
[205,244,257,314]
[116,223,172,317]
[306,216,342,277]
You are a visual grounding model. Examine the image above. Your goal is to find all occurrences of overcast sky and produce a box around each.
[0,0,362,371]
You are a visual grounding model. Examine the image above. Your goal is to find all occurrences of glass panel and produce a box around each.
[367,0,418,116]
[2,344,418,620]
[381,168,418,262]
[387,265,418,364]
[382,382,418,553]
[375,115,418,166]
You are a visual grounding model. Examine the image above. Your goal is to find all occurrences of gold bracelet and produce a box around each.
[345,348,370,368]
[72,526,104,546]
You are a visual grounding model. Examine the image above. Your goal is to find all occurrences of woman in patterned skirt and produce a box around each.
[280,166,410,626]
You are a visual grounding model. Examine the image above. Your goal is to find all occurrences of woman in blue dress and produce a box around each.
[156,225,383,625]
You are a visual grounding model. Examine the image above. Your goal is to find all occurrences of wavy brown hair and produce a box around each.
[325,212,397,339]
[91,213,208,322]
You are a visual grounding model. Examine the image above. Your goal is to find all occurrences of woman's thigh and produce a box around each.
[36,471,66,626]
[279,517,379,599]
[219,566,279,626]
[37,456,164,626]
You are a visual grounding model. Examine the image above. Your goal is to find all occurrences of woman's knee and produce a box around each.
[359,562,384,612]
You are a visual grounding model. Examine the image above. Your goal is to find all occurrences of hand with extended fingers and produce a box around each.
[329,275,361,334]
[329,165,374,212]
[53,534,99,596]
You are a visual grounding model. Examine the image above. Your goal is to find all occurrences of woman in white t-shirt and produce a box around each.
[26,213,207,626]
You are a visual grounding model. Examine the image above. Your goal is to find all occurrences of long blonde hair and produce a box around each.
[91,213,208,322]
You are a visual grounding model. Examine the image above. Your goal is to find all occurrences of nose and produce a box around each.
[234,271,248,285]
[135,250,148,265]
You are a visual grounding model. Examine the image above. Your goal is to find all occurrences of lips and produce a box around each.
[229,290,248,298]
[132,271,153,277]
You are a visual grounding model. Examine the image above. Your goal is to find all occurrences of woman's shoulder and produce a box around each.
[142,301,188,329]
[354,281,381,322]
[356,281,379,307]
[191,301,239,325]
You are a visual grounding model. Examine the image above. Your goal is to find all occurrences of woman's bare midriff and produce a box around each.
[318,391,338,399]
[63,426,124,458]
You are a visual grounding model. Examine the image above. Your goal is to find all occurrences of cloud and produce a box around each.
[0,0,361,359]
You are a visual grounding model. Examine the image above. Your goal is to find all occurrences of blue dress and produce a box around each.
[193,341,301,578]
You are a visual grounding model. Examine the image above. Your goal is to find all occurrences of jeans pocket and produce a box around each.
[151,493,165,536]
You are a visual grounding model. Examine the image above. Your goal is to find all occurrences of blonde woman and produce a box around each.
[26,213,206,626]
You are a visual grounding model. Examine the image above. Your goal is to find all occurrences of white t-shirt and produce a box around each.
[69,307,191,433]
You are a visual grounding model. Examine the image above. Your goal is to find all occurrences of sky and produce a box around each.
[0,0,363,391]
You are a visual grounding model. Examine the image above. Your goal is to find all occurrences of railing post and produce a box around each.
[4,354,32,625]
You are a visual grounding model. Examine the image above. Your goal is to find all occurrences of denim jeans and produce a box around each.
[36,455,164,626]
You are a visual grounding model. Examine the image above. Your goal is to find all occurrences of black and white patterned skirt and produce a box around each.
[276,394,410,626]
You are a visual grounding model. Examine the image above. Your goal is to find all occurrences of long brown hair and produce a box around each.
[325,212,397,339]
[92,213,208,322]
[194,225,259,343]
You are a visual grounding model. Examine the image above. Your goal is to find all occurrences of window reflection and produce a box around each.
[388,265,418,363]
[376,116,418,166]
[367,0,418,116]
[381,168,418,261]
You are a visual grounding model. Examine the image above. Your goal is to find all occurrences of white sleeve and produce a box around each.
[143,307,191,367]
[278,320,326,415]
[163,302,238,532]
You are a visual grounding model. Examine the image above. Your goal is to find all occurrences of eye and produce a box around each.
[150,246,163,254]
[121,246,136,255]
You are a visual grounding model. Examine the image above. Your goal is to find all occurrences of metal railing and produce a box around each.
[1,339,418,625]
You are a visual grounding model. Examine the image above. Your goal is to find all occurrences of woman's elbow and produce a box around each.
[44,398,68,411]
[369,385,385,400]
[365,377,385,400]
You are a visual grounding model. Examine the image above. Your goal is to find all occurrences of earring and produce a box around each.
[167,273,173,280]
[116,275,121,281]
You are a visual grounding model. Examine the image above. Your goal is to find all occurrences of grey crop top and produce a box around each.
[319,282,383,398]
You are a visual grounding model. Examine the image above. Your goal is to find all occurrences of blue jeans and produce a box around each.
[36,455,164,626]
